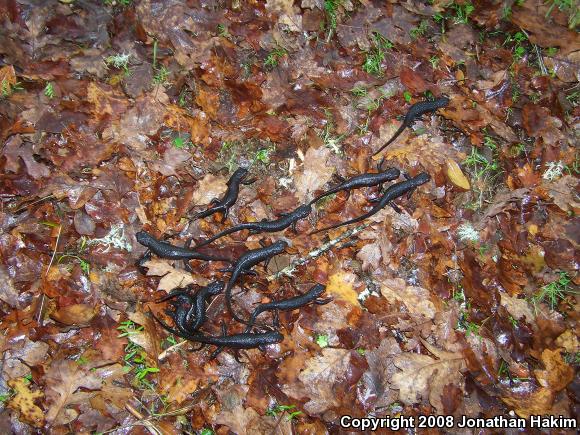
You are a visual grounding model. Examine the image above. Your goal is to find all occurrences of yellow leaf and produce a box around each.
[0,65,17,88]
[51,303,98,326]
[7,378,45,427]
[501,387,553,418]
[446,159,470,190]
[326,271,358,305]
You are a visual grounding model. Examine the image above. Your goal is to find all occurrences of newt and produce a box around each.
[194,204,312,248]
[157,292,194,336]
[222,240,288,324]
[136,230,231,271]
[309,167,400,204]
[152,313,283,358]
[372,97,449,156]
[157,281,224,334]
[189,168,254,222]
[243,283,331,330]
[310,172,430,234]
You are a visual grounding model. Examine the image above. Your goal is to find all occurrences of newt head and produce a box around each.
[136,230,155,247]
[413,172,431,185]
[228,167,249,184]
[436,96,450,107]
[271,240,289,252]
[310,283,327,296]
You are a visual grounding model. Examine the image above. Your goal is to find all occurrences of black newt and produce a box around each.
[189,168,254,222]
[373,97,449,156]
[310,172,430,234]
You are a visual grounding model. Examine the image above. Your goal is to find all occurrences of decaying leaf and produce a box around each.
[534,348,574,391]
[213,385,259,435]
[141,259,204,291]
[127,311,160,360]
[44,360,103,426]
[7,378,44,427]
[0,264,20,308]
[191,173,228,206]
[500,293,535,322]
[391,339,466,413]
[51,303,98,326]
[543,176,580,214]
[326,270,359,305]
[555,330,579,353]
[501,348,574,418]
[298,348,352,414]
[501,387,554,419]
[379,278,436,319]
[356,242,382,270]
[1,0,579,430]
[294,146,335,202]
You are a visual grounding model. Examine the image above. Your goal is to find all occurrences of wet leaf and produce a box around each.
[379,278,436,319]
[294,147,335,202]
[7,378,44,428]
[44,360,102,426]
[445,159,470,190]
[326,271,359,305]
[391,339,466,413]
[51,303,98,326]
[298,348,352,414]
[214,385,259,435]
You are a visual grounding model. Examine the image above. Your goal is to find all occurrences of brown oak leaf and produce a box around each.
[44,360,102,426]
[391,339,466,413]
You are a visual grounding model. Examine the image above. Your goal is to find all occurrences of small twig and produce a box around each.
[45,225,62,277]
[534,44,548,76]
[268,223,370,281]
[158,339,189,360]
[13,194,54,213]
[125,403,163,435]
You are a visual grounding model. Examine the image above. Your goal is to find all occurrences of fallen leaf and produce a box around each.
[45,360,103,426]
[534,348,574,391]
[7,378,44,428]
[502,387,554,418]
[0,264,20,308]
[127,311,160,360]
[294,146,335,202]
[379,278,436,319]
[360,337,402,410]
[391,339,466,413]
[511,0,580,55]
[555,330,579,353]
[446,159,470,190]
[150,146,191,176]
[191,173,228,206]
[543,176,580,214]
[51,303,98,326]
[356,242,382,271]
[141,259,202,291]
[266,0,302,32]
[326,271,359,305]
[3,135,50,179]
[500,293,535,322]
[0,65,17,88]
[298,348,351,414]
[86,82,128,117]
[213,385,259,435]
[90,364,133,410]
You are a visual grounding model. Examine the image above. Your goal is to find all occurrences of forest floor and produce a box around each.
[0,0,578,433]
